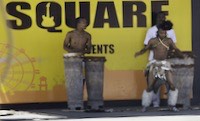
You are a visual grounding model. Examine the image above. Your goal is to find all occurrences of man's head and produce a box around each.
[76,17,88,30]
[158,20,173,30]
[157,20,173,39]
[157,28,167,40]
[156,12,166,25]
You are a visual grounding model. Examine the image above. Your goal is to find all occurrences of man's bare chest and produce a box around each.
[153,39,170,50]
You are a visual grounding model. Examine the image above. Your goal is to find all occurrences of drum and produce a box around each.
[84,56,106,111]
[168,55,194,109]
[63,53,84,110]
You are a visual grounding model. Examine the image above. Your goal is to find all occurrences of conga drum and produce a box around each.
[168,55,194,109]
[63,53,84,110]
[84,56,106,111]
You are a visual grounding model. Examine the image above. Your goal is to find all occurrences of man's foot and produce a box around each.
[153,104,160,108]
[170,107,179,112]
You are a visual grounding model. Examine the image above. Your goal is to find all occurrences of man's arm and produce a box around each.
[84,33,92,54]
[63,32,73,52]
[135,41,152,58]
[169,39,184,58]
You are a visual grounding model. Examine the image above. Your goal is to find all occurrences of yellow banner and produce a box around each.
[0,0,191,103]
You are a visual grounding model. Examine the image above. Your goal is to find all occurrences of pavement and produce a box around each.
[1,106,200,121]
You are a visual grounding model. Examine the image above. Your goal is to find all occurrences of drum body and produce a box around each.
[63,53,84,110]
[168,57,194,109]
[84,57,106,110]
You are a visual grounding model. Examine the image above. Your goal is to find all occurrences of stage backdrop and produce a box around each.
[0,0,191,104]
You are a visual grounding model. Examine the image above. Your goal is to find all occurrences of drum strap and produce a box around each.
[158,38,169,50]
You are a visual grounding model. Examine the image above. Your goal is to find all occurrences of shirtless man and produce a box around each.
[135,21,185,112]
[63,17,91,110]
[144,12,177,108]
[63,17,92,54]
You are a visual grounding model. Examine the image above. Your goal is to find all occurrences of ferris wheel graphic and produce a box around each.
[0,43,40,93]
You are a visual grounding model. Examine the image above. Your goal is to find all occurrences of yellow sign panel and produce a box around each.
[0,0,191,103]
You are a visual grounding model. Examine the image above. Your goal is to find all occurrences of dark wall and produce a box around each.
[192,0,200,105]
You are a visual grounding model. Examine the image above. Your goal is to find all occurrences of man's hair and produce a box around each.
[75,17,87,27]
[158,20,173,30]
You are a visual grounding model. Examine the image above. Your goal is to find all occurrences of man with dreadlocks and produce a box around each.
[144,12,177,108]
[135,21,186,112]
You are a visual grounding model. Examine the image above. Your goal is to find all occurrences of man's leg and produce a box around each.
[146,68,160,107]
[141,70,155,112]
[166,70,179,112]
[147,69,155,91]
[166,70,175,90]
[152,88,160,107]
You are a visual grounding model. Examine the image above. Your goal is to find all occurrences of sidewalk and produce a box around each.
[1,106,200,121]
